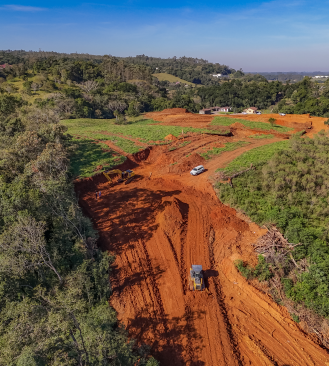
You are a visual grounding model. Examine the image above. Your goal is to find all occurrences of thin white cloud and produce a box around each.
[2,5,46,11]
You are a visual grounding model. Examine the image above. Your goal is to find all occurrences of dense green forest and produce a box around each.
[217,133,329,335]
[1,50,329,118]
[0,93,159,364]
[198,77,329,115]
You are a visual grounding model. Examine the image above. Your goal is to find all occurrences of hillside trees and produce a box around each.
[198,79,284,111]
[3,51,329,117]
[0,99,159,365]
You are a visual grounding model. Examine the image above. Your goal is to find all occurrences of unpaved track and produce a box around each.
[76,139,329,365]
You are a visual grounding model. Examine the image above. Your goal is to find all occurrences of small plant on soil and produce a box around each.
[268,117,276,127]
[291,313,300,323]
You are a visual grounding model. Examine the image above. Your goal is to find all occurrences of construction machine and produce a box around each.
[189,265,205,291]
[103,169,135,184]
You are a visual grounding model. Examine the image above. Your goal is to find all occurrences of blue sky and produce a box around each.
[0,0,329,71]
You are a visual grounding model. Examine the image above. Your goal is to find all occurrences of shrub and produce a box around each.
[291,313,300,323]
[268,117,276,127]
[235,256,273,281]
[235,260,253,279]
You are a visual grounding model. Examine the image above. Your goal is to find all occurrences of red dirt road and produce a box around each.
[76,136,329,365]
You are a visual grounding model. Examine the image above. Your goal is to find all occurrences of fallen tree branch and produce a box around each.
[223,164,254,187]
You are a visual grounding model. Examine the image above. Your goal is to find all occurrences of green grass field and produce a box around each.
[200,141,249,160]
[61,118,225,147]
[211,117,293,133]
[152,73,195,86]
[69,139,125,178]
[217,140,290,175]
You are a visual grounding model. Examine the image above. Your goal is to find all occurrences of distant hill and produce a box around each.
[0,50,236,86]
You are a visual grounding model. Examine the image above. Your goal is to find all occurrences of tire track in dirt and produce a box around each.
[183,304,198,364]
[208,226,243,366]
[130,247,156,328]
[179,201,189,295]
[163,200,198,362]
[137,239,170,336]
[164,231,180,267]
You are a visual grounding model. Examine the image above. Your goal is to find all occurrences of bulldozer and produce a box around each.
[189,265,205,291]
[103,169,135,184]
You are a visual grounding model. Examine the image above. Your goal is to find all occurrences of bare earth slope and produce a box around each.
[76,137,329,365]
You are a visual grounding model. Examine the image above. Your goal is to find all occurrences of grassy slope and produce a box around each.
[70,139,125,178]
[211,117,293,133]
[218,140,290,174]
[152,73,195,86]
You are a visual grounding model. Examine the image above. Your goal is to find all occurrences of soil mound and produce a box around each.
[157,197,185,237]
[230,122,247,129]
[165,134,178,141]
[169,152,205,174]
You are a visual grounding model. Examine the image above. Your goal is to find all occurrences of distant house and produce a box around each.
[218,106,232,112]
[212,74,222,78]
[199,106,232,114]
[199,108,212,114]
[244,107,258,114]
[313,75,329,79]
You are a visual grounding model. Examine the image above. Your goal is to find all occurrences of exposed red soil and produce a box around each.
[145,110,214,128]
[165,134,178,141]
[76,136,329,365]
[231,113,328,137]
[145,109,329,139]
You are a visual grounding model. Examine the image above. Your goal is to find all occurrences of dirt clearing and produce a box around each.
[76,137,329,365]
[231,113,328,137]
